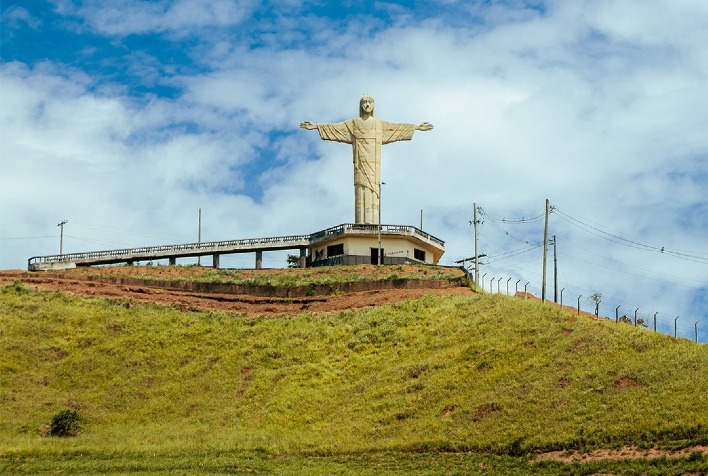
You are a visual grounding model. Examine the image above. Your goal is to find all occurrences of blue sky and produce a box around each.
[1,0,707,341]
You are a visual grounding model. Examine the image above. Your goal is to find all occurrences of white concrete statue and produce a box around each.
[300,96,433,224]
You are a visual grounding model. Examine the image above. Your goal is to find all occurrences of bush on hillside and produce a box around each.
[49,409,84,437]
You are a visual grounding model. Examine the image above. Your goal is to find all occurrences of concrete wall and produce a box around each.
[310,235,437,265]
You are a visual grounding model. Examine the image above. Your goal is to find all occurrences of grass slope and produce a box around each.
[57,263,465,286]
[1,280,706,473]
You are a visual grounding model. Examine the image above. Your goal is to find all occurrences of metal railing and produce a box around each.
[28,223,445,270]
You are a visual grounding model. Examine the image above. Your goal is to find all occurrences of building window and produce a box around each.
[414,248,426,261]
[327,244,344,257]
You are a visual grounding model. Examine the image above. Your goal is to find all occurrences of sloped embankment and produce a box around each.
[0,265,471,314]
[1,281,706,458]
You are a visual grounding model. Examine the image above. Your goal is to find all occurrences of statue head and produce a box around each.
[359,96,375,117]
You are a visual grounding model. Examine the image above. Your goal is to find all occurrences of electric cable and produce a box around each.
[553,207,708,264]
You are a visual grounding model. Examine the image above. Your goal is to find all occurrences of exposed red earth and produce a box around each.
[0,265,473,315]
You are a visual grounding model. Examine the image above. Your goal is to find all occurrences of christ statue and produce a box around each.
[300,96,433,224]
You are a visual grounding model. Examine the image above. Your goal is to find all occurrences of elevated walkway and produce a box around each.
[28,224,445,271]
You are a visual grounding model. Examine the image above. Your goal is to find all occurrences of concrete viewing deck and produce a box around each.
[28,224,445,271]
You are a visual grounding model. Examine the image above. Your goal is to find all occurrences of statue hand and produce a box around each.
[417,122,433,131]
[300,121,318,130]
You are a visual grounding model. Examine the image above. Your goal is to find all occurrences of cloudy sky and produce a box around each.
[1,0,706,340]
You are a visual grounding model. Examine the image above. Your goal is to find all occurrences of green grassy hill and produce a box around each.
[1,279,706,474]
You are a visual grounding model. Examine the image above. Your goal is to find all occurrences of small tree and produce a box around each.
[286,254,299,268]
[588,291,602,317]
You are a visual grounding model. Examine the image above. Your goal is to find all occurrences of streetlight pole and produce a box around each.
[57,220,67,255]
[197,208,202,266]
[377,182,385,265]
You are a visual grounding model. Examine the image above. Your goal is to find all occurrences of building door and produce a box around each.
[370,247,383,265]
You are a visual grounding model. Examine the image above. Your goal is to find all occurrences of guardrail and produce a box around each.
[28,223,445,270]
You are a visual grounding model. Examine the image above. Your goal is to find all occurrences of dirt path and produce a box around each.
[533,445,708,464]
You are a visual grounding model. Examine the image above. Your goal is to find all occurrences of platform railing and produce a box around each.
[28,223,444,270]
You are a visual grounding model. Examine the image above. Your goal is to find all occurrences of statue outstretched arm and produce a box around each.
[417,122,433,131]
[300,121,318,130]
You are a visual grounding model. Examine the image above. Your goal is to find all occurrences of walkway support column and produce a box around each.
[299,247,307,268]
[169,257,176,266]
[212,254,220,269]
[255,250,263,269]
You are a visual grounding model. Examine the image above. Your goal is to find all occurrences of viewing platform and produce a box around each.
[28,224,445,271]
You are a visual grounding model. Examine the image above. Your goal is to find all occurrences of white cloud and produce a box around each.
[2,1,707,338]
[2,5,42,30]
[53,0,255,36]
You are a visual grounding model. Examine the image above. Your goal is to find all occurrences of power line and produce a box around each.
[71,221,195,241]
[63,235,135,248]
[484,218,539,244]
[558,245,706,290]
[472,201,706,341]
[478,206,546,224]
[486,243,543,263]
[0,221,58,229]
[553,207,708,264]
[0,235,57,240]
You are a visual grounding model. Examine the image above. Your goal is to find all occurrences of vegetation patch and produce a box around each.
[58,264,465,287]
[1,280,706,474]
[48,409,84,437]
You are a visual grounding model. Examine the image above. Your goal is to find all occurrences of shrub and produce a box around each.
[49,409,84,437]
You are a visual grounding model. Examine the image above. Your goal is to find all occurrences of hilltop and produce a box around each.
[0,264,469,314]
[1,265,707,475]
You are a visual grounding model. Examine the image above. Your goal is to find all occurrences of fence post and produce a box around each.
[507,277,511,296]
[515,279,521,296]
[490,277,494,294]
[560,288,565,309]
[524,282,529,300]
[497,277,502,294]
[482,273,487,290]
[577,295,582,316]
[695,321,699,343]
[674,316,679,338]
[634,308,639,327]
[654,312,658,332]
[616,305,620,323]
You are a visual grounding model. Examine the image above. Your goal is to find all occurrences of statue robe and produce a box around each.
[317,117,416,224]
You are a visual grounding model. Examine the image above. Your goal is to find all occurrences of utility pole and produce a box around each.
[473,203,479,288]
[552,234,558,302]
[541,199,549,303]
[57,220,67,255]
[420,209,423,230]
[377,182,385,265]
[197,208,202,266]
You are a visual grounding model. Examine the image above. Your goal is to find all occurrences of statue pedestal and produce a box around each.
[307,223,445,267]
